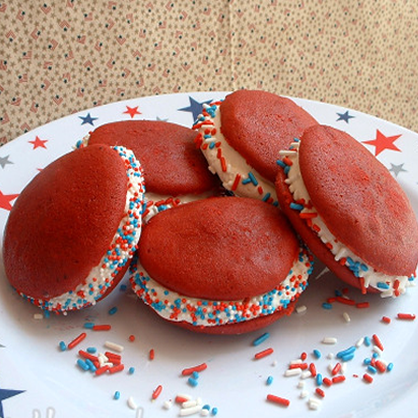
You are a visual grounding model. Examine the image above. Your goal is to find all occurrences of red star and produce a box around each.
[362,130,402,156]
[0,191,19,211]
[28,136,48,149]
[123,106,141,118]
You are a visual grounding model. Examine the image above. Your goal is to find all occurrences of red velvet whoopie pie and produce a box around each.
[276,124,418,297]
[2,144,145,313]
[130,196,313,334]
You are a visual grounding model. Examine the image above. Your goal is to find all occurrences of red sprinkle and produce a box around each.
[322,377,333,386]
[255,348,274,360]
[95,365,110,376]
[356,302,370,309]
[149,349,155,360]
[175,396,189,404]
[152,385,163,400]
[335,296,356,306]
[332,375,346,384]
[315,388,325,398]
[300,352,307,361]
[289,363,308,370]
[375,360,387,373]
[372,334,384,351]
[309,363,317,377]
[129,335,136,342]
[397,313,416,321]
[109,364,125,374]
[332,362,342,376]
[78,350,98,362]
[68,332,87,350]
[266,394,290,407]
[92,324,112,331]
[181,363,208,376]
[381,316,391,324]
[363,373,373,383]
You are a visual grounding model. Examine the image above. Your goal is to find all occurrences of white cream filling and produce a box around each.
[20,146,146,312]
[280,140,415,298]
[129,248,313,327]
[193,102,278,205]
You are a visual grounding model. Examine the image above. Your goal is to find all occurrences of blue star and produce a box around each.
[79,113,98,126]
[178,96,213,121]
[0,387,25,417]
[336,110,355,123]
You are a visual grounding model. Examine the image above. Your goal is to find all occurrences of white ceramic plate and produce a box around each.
[1,92,417,418]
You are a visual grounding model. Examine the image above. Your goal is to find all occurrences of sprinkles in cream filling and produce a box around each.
[278,139,416,298]
[129,248,313,327]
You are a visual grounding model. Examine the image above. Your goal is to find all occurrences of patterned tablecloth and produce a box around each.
[1,0,418,145]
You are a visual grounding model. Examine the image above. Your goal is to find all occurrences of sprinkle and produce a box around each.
[93,324,112,331]
[83,322,95,329]
[211,407,218,415]
[375,360,387,373]
[309,363,317,377]
[322,337,338,345]
[114,391,120,400]
[372,334,384,351]
[322,377,333,386]
[308,397,322,410]
[364,336,371,347]
[179,405,202,416]
[33,313,44,320]
[182,363,208,376]
[266,394,290,407]
[332,375,346,384]
[266,376,274,385]
[252,332,270,346]
[316,373,323,386]
[77,359,90,371]
[136,407,144,418]
[95,365,110,376]
[356,302,370,309]
[149,348,155,360]
[68,332,87,350]
[300,390,309,399]
[301,352,308,361]
[59,341,67,351]
[78,349,99,362]
[343,312,351,323]
[336,346,356,360]
[104,341,124,353]
[284,368,302,377]
[163,400,173,410]
[128,367,135,375]
[254,347,274,360]
[313,349,322,359]
[322,302,333,310]
[355,337,364,348]
[315,388,325,398]
[331,362,342,375]
[387,363,394,372]
[109,364,125,374]
[108,306,118,315]
[127,396,137,410]
[129,335,136,342]
[397,313,416,321]
[188,377,199,387]
[381,316,391,324]
[363,373,373,383]
[152,385,163,400]
[296,305,307,314]
[175,394,193,403]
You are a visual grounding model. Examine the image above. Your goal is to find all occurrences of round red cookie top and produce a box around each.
[138,196,299,300]
[87,120,218,196]
[220,90,317,183]
[3,145,128,300]
[296,124,418,277]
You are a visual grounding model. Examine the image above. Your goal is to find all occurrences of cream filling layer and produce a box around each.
[193,102,278,205]
[20,146,146,312]
[129,248,313,327]
[280,140,415,298]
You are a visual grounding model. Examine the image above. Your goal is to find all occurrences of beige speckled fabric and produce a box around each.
[1,0,418,145]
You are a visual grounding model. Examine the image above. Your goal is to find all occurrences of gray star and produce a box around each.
[389,163,407,177]
[0,155,13,169]
[156,116,169,122]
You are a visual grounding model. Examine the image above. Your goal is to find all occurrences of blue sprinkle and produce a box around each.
[322,302,333,310]
[87,347,97,354]
[313,349,322,359]
[377,282,390,290]
[337,346,356,359]
[276,159,286,168]
[387,363,394,372]
[85,359,97,372]
[266,376,274,386]
[108,306,118,315]
[211,407,218,416]
[363,358,371,365]
[119,284,127,291]
[252,332,270,346]
[114,391,121,400]
[129,367,135,375]
[192,371,199,379]
[364,336,371,347]
[188,377,199,387]
[290,202,304,211]
[84,322,95,329]
[77,359,89,371]
[367,365,377,374]
[316,373,323,386]
[202,405,211,411]
[59,341,67,351]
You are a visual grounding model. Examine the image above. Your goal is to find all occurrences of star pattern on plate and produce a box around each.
[336,110,355,123]
[178,96,213,121]
[0,387,25,418]
[78,113,98,126]
[389,163,407,177]
[0,191,19,211]
[123,105,141,118]
[156,116,169,122]
[362,129,402,156]
[28,136,48,150]
[0,155,13,169]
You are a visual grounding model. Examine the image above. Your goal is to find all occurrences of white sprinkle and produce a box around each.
[297,381,305,389]
[285,368,302,377]
[290,359,303,365]
[104,341,124,353]
[301,370,312,379]
[341,362,348,374]
[300,390,309,399]
[296,305,307,314]
[355,337,364,348]
[179,405,203,416]
[327,353,334,360]
[33,313,44,320]
[322,337,338,345]
[136,407,144,418]
[279,149,298,156]
[271,360,278,367]
[308,397,322,410]
[327,364,334,374]
[373,345,384,357]
[163,400,173,410]
[182,399,200,409]
[343,312,351,323]
[201,409,210,417]
[127,396,137,410]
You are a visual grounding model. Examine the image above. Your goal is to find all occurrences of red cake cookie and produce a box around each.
[79,120,221,219]
[2,144,145,313]
[193,90,317,204]
[130,197,313,334]
[276,124,418,297]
